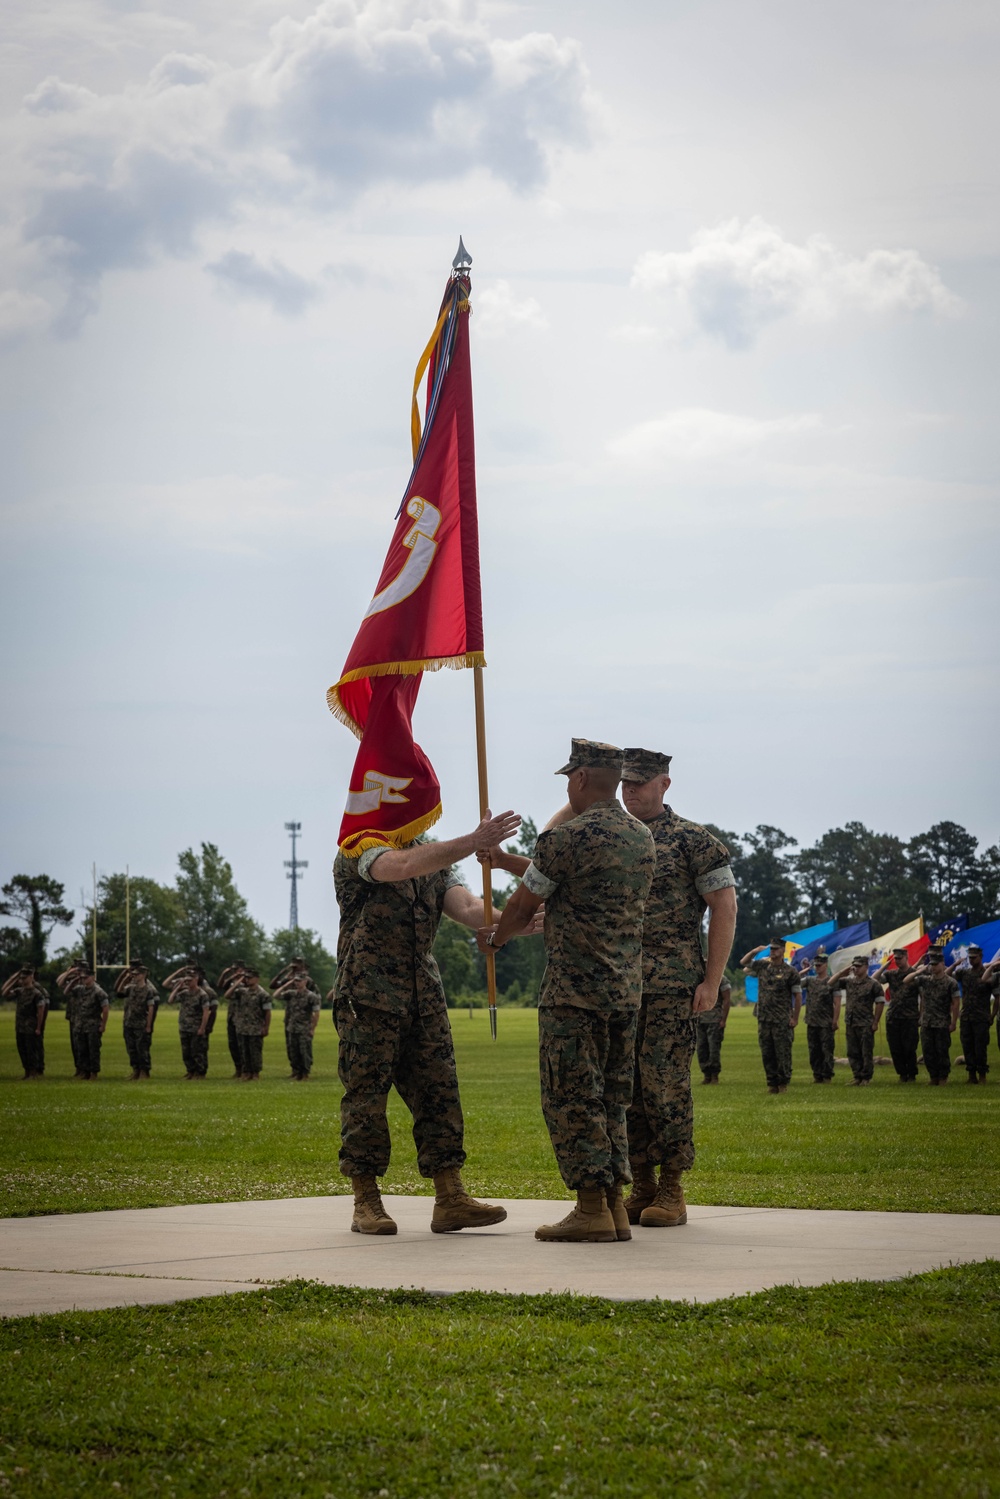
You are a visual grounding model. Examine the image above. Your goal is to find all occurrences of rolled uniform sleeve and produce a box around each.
[523,861,559,899]
[695,865,735,896]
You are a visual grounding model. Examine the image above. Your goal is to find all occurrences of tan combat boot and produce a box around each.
[623,1161,657,1225]
[350,1175,397,1236]
[605,1184,632,1242]
[535,1188,617,1243]
[639,1167,688,1228]
[430,1168,507,1233]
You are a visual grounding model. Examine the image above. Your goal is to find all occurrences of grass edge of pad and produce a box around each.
[6,1258,999,1330]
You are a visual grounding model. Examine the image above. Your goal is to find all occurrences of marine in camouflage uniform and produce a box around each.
[619,749,735,1229]
[695,980,731,1084]
[335,804,520,1236]
[877,947,920,1082]
[834,956,884,1085]
[66,973,110,1078]
[4,966,49,1078]
[279,973,320,1079]
[176,973,216,1078]
[485,740,656,1245]
[57,960,89,1076]
[741,941,802,1092]
[216,963,247,1076]
[118,965,158,1079]
[230,967,271,1079]
[801,952,838,1082]
[954,945,998,1083]
[905,949,961,1083]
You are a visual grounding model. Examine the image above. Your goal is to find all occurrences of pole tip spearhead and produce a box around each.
[453,236,472,270]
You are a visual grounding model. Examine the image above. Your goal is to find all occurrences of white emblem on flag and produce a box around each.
[345,771,413,815]
[363,497,442,618]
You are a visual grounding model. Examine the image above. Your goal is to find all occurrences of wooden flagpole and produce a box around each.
[473,664,498,1040]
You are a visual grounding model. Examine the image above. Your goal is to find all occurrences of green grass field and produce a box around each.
[2,1267,999,1498]
[3,1007,998,1217]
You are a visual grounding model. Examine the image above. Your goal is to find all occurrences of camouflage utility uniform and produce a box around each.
[121,974,158,1076]
[334,848,467,1180]
[68,979,109,1076]
[284,982,321,1079]
[694,980,731,1083]
[909,971,961,1082]
[802,973,836,1081]
[522,800,655,1191]
[748,959,801,1089]
[12,973,48,1077]
[231,979,271,1077]
[882,968,919,1081]
[838,972,883,1083]
[957,968,996,1081]
[624,808,732,1172]
[178,983,216,1077]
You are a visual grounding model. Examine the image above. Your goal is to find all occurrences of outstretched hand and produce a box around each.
[473,809,520,853]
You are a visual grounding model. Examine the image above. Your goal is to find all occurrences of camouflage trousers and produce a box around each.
[626,990,695,1173]
[694,1016,724,1079]
[757,1016,793,1088]
[886,1017,919,1081]
[959,1018,990,1077]
[845,1021,874,1083]
[336,995,465,1179]
[237,1033,264,1076]
[71,1026,102,1076]
[15,1029,43,1076]
[180,1029,209,1078]
[285,1026,313,1077]
[226,1012,241,1073]
[123,1024,152,1075]
[921,1025,951,1082]
[539,1004,637,1191]
[807,1025,835,1081]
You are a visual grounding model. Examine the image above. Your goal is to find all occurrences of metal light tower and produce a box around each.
[284,822,308,931]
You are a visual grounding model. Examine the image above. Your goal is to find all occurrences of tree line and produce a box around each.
[0,844,336,999]
[3,817,997,1009]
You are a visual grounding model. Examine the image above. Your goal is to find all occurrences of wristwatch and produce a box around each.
[486,931,497,948]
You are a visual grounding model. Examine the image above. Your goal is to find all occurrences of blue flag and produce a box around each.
[783,919,837,946]
[792,920,872,972]
[927,914,968,947]
[745,976,758,1004]
[944,917,1000,965]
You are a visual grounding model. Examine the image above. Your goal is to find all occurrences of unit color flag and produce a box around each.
[328,267,483,855]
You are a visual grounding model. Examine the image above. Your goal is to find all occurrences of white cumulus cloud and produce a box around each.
[475,278,548,337]
[632,217,961,349]
[6,0,595,331]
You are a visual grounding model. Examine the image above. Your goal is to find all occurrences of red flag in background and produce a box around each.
[329,263,484,855]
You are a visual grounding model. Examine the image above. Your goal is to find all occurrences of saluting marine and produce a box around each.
[4,965,49,1079]
[740,939,802,1093]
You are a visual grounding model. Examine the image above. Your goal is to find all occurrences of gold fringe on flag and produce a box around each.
[339,802,443,857]
[327,652,487,738]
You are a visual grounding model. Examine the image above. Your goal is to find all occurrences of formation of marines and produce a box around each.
[740,939,999,1090]
[4,954,326,1083]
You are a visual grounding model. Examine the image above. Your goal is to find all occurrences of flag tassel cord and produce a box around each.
[474,664,499,1041]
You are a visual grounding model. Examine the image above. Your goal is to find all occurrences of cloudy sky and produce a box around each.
[2,0,998,949]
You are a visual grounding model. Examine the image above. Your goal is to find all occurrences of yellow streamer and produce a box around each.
[410,305,450,461]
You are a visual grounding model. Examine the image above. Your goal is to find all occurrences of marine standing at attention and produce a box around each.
[335,806,525,1237]
[740,940,802,1093]
[904,947,961,1085]
[117,963,158,1080]
[480,740,656,1245]
[835,954,884,1087]
[876,946,919,1083]
[279,972,321,1081]
[951,944,999,1084]
[4,965,49,1079]
[801,949,839,1083]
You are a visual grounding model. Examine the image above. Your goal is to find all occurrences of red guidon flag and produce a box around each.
[328,259,484,855]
